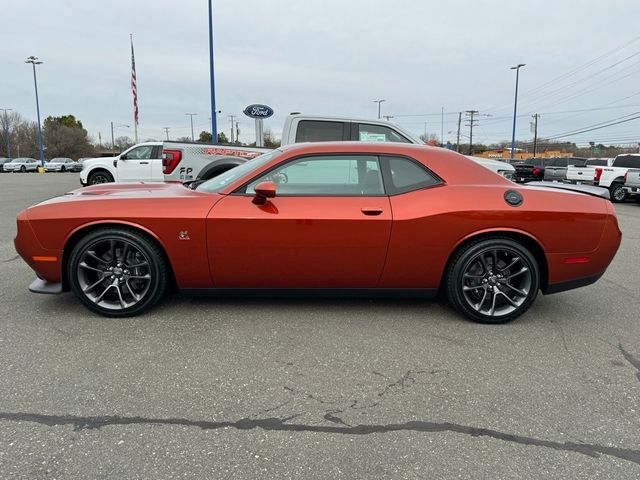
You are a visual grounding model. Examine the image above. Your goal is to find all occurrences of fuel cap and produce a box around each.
[504,190,523,207]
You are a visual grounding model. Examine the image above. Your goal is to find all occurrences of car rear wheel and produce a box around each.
[609,182,627,203]
[68,228,169,317]
[88,170,114,185]
[445,237,540,324]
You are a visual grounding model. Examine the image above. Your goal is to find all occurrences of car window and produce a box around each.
[246,155,384,196]
[383,156,441,194]
[586,159,607,166]
[613,155,640,168]
[197,150,282,193]
[357,124,411,143]
[125,146,153,160]
[295,120,346,142]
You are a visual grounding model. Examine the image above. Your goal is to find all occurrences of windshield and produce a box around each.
[196,150,281,193]
[50,158,65,163]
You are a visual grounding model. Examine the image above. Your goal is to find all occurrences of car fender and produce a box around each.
[64,219,169,254]
[451,227,547,255]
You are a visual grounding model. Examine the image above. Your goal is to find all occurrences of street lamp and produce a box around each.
[110,122,130,155]
[0,108,12,159]
[185,113,197,141]
[25,56,45,167]
[373,99,386,119]
[509,63,525,161]
[208,0,217,144]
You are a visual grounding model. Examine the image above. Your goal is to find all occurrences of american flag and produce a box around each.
[130,34,138,125]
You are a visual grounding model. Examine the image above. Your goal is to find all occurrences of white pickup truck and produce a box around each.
[164,114,515,183]
[624,168,640,203]
[80,142,163,185]
[565,154,640,202]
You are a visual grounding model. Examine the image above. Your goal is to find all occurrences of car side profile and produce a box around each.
[44,157,82,172]
[15,143,621,324]
[4,158,39,172]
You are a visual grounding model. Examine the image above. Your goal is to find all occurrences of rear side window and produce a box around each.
[382,156,441,194]
[586,159,607,166]
[568,158,585,166]
[295,121,346,142]
[613,155,640,168]
[357,124,411,143]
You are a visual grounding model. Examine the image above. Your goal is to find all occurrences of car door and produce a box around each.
[207,154,392,288]
[116,145,154,182]
[149,145,164,181]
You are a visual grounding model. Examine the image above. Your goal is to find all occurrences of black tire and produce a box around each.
[609,183,627,203]
[60,166,66,173]
[20,166,26,173]
[87,170,114,185]
[68,228,169,317]
[445,237,540,324]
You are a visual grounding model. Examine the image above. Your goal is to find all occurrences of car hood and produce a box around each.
[36,182,205,206]
[82,156,117,167]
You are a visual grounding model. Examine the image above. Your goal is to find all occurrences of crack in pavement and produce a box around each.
[619,343,640,383]
[1,411,639,467]
[1,255,19,263]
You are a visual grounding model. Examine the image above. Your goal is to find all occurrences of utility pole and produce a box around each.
[228,115,236,143]
[163,127,170,140]
[510,63,526,160]
[110,122,130,155]
[185,113,197,141]
[456,112,462,153]
[531,114,540,157]
[441,106,444,146]
[0,108,12,159]
[373,99,386,119]
[235,120,240,144]
[465,110,479,155]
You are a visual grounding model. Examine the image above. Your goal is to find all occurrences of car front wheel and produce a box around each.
[445,237,540,324]
[68,228,169,317]
[88,170,114,185]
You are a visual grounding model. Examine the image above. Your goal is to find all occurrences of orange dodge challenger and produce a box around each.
[14,142,621,323]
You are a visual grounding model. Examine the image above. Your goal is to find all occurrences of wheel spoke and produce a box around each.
[501,283,528,297]
[120,243,129,264]
[124,280,141,302]
[479,255,490,274]
[463,285,484,291]
[126,261,148,269]
[501,256,521,272]
[492,249,499,270]
[94,283,115,303]
[464,273,484,280]
[475,288,488,311]
[79,262,105,274]
[128,274,151,281]
[110,240,117,265]
[506,267,529,280]
[488,290,497,316]
[497,291,519,307]
[83,276,105,293]
[85,250,107,264]
[114,284,126,308]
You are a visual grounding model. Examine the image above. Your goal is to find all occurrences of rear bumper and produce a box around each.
[544,272,604,294]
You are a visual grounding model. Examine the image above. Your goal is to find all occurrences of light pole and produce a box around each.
[373,99,386,119]
[510,63,525,161]
[110,122,130,155]
[208,0,217,144]
[25,56,45,166]
[0,108,12,159]
[185,113,197,141]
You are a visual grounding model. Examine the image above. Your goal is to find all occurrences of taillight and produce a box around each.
[594,167,603,182]
[532,168,541,175]
[624,171,628,183]
[162,149,182,174]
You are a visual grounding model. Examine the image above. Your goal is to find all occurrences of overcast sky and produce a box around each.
[3,0,640,147]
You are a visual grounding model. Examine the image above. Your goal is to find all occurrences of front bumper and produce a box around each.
[29,278,63,294]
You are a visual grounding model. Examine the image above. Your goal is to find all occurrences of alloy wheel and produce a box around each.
[460,247,533,318]
[76,238,152,311]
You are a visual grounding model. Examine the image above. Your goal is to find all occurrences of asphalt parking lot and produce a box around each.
[1,173,639,479]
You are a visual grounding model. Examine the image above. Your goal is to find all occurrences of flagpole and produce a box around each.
[130,33,139,143]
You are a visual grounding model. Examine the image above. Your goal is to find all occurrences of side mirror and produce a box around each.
[252,181,277,205]
[120,154,127,160]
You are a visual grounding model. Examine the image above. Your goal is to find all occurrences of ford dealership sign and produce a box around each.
[243,104,274,119]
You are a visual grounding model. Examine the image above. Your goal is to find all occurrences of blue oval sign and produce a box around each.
[243,104,274,119]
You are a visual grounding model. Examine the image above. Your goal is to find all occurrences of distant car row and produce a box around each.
[512,154,640,203]
[0,157,83,172]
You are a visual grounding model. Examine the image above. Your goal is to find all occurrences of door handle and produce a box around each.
[140,161,150,164]
[361,207,383,216]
